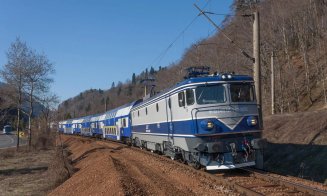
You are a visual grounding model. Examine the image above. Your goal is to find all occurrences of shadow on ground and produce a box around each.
[264,142,327,183]
[0,166,48,176]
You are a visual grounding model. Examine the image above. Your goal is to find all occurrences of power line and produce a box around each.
[149,0,212,69]
[194,3,255,63]
[150,15,199,68]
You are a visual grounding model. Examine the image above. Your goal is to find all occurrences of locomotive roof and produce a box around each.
[132,74,254,109]
[103,100,140,119]
[178,74,253,86]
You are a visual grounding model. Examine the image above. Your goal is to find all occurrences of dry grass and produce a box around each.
[0,132,74,196]
[263,109,327,183]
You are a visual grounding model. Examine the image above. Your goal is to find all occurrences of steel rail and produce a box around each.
[239,167,327,196]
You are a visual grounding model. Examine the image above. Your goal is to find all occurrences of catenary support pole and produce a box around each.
[271,51,275,115]
[253,11,263,129]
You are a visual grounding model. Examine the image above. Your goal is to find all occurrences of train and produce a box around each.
[59,67,265,170]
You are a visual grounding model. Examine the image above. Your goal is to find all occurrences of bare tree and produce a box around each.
[38,93,59,132]
[0,84,15,124]
[0,38,29,150]
[25,52,54,148]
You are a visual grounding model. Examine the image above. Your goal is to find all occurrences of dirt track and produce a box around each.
[49,135,237,196]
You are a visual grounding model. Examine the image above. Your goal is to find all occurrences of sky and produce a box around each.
[0,0,233,102]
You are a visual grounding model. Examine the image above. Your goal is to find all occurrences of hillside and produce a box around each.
[58,0,327,119]
[263,109,327,183]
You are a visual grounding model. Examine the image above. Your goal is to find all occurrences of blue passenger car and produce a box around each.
[63,119,73,134]
[90,114,103,137]
[72,118,83,135]
[81,116,92,136]
[102,101,140,142]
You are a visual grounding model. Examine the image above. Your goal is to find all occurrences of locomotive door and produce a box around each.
[166,94,174,144]
[116,118,121,141]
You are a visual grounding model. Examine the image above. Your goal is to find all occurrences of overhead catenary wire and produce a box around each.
[149,0,212,69]
[194,3,255,63]
[150,15,199,68]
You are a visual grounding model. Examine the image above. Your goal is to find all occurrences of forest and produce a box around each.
[56,0,327,119]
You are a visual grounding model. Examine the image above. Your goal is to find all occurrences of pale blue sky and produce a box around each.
[0,0,233,101]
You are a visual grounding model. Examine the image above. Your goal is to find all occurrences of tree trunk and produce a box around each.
[28,83,34,148]
[16,77,22,151]
[16,107,20,151]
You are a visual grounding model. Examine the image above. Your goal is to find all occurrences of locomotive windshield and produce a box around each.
[196,84,226,104]
[230,83,255,102]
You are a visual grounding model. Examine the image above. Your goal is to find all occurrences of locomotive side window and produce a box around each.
[196,85,226,104]
[145,107,148,115]
[178,92,185,107]
[168,98,171,108]
[186,89,194,105]
[230,83,255,102]
[156,103,159,112]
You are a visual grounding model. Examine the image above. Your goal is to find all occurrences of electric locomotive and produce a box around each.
[131,67,265,170]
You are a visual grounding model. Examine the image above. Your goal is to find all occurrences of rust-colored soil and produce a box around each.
[49,135,236,196]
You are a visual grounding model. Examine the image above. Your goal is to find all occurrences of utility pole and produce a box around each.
[271,51,275,115]
[253,11,263,129]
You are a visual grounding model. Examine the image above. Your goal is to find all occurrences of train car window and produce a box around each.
[230,83,255,102]
[168,98,171,109]
[146,107,148,115]
[178,92,185,107]
[196,85,226,104]
[186,89,194,105]
[156,103,159,112]
[138,110,140,117]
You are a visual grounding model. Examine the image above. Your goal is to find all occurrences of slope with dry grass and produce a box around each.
[0,133,73,196]
[263,109,327,183]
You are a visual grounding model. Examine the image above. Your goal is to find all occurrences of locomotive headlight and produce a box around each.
[207,121,214,129]
[200,120,215,130]
[221,75,226,79]
[247,116,257,126]
[227,74,232,79]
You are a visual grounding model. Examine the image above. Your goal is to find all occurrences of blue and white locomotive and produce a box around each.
[59,67,265,170]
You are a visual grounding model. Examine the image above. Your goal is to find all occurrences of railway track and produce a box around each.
[236,168,327,196]
[64,135,327,196]
[133,146,327,195]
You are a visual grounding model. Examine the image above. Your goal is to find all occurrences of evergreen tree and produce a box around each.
[145,68,148,78]
[127,84,133,96]
[132,73,136,85]
[150,66,155,75]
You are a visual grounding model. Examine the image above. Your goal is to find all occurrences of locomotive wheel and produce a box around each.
[192,162,201,170]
